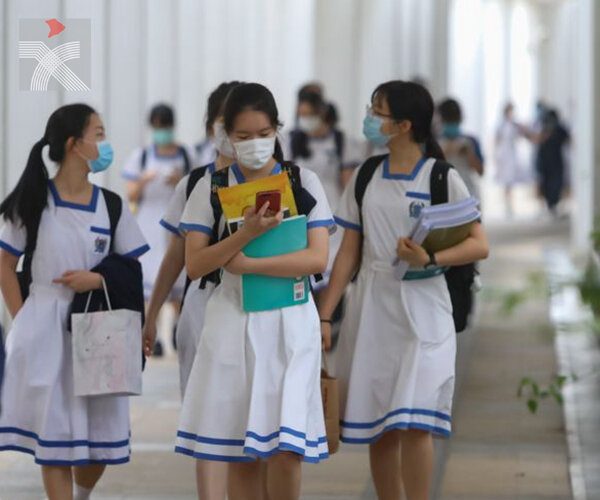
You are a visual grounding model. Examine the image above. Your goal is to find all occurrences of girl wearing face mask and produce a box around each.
[143,81,241,394]
[175,83,333,500]
[319,82,489,500]
[0,104,148,500]
[288,92,362,301]
[122,104,194,356]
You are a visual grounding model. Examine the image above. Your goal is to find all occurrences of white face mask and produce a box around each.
[213,122,235,158]
[233,136,276,171]
[298,115,322,134]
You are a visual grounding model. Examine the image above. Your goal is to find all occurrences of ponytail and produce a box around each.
[274,138,285,163]
[424,133,445,161]
[0,103,96,252]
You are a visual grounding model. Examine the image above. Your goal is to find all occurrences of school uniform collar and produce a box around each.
[382,155,427,181]
[48,180,99,212]
[231,162,282,184]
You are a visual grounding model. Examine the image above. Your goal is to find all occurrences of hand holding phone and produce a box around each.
[256,190,282,216]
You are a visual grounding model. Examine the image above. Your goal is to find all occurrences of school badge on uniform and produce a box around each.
[94,236,108,254]
[409,200,425,219]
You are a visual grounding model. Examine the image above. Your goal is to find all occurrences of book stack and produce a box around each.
[395,197,481,280]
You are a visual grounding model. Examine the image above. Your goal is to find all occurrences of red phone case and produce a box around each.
[256,190,281,212]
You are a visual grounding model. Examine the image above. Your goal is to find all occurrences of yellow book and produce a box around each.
[422,221,475,253]
[217,173,298,223]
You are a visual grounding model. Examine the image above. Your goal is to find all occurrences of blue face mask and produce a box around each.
[78,140,114,173]
[442,123,461,139]
[152,128,175,146]
[363,114,395,146]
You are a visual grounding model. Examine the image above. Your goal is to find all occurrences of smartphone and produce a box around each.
[256,190,282,213]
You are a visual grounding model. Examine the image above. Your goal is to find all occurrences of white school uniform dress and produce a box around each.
[495,119,527,187]
[122,145,193,300]
[159,163,217,397]
[174,163,334,463]
[0,181,148,465]
[334,156,470,442]
[289,130,363,290]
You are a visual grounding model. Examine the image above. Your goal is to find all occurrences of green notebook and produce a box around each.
[242,215,310,312]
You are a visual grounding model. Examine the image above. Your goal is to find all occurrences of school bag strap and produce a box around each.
[185,164,211,200]
[354,154,389,227]
[333,129,345,163]
[100,188,123,255]
[429,160,453,205]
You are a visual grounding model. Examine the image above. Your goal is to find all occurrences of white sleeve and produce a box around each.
[342,136,363,170]
[160,176,188,237]
[113,201,150,258]
[0,217,26,257]
[447,168,472,204]
[335,167,362,231]
[179,176,215,237]
[300,170,336,233]
[122,148,144,181]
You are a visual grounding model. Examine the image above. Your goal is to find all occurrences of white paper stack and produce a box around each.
[394,196,481,280]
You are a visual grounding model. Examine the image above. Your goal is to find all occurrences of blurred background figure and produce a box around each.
[526,108,571,216]
[122,104,194,356]
[494,102,528,217]
[437,98,485,199]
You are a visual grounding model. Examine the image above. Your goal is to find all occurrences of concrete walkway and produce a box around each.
[0,217,574,499]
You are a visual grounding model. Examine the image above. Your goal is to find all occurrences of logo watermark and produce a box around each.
[19,18,91,92]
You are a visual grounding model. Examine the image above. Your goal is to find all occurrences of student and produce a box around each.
[437,98,484,199]
[319,81,489,500]
[122,104,193,355]
[142,81,241,397]
[175,83,333,500]
[0,104,148,500]
[495,102,528,217]
[288,91,361,292]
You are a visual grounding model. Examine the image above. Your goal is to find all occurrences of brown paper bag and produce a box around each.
[321,365,340,455]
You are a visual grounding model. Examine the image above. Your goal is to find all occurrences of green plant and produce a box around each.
[517,375,573,414]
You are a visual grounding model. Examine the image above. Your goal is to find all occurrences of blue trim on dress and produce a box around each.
[340,408,451,428]
[307,219,336,230]
[176,431,245,447]
[174,446,254,462]
[90,226,111,235]
[334,216,361,232]
[406,191,431,201]
[49,181,99,212]
[0,427,130,448]
[178,223,214,236]
[122,172,141,181]
[159,219,181,237]
[403,267,448,280]
[122,244,150,259]
[382,156,427,181]
[341,422,451,443]
[152,144,185,160]
[0,445,130,466]
[0,240,24,257]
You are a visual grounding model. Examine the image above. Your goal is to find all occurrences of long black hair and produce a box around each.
[0,103,96,251]
[223,83,284,163]
[205,81,242,137]
[372,80,444,160]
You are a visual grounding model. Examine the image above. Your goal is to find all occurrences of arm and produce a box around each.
[341,168,355,188]
[143,234,185,356]
[185,204,283,281]
[125,171,157,204]
[0,250,23,318]
[398,222,489,268]
[226,226,330,278]
[317,228,361,321]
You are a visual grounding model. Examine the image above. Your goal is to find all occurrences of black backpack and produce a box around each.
[290,129,345,163]
[354,155,476,333]
[17,187,122,301]
[141,145,191,175]
[196,162,321,290]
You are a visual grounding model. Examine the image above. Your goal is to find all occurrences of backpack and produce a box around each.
[197,162,321,290]
[141,145,191,175]
[17,187,122,301]
[354,155,476,333]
